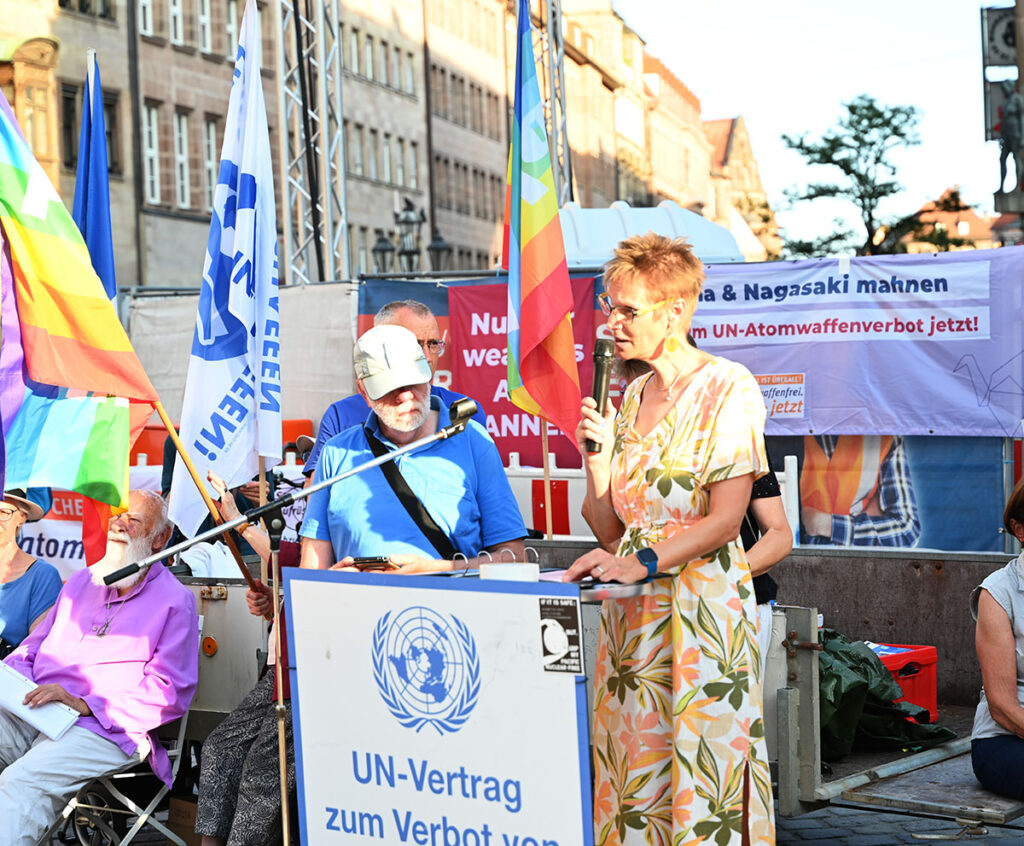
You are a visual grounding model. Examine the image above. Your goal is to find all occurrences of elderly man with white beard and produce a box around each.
[0,490,198,846]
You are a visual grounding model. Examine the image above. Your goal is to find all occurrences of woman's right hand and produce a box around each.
[575,397,616,458]
[208,470,242,522]
[246,579,275,618]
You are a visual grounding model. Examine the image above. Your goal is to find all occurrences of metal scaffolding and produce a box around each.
[275,0,349,284]
[534,0,572,206]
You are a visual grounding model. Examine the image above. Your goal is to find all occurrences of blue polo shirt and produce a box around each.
[301,398,525,561]
[303,386,487,476]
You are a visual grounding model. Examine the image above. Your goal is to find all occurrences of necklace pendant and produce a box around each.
[94,622,110,637]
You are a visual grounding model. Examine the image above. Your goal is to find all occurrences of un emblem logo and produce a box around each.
[372,607,481,735]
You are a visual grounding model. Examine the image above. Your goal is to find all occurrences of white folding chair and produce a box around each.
[37,711,191,846]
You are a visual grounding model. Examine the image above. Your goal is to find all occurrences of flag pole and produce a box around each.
[272,545,290,846]
[258,456,268,584]
[541,427,554,539]
[153,400,258,592]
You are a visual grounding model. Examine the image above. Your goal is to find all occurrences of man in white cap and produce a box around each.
[300,323,525,569]
[193,327,524,846]
[301,299,486,477]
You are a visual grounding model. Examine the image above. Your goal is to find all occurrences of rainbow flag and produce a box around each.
[502,0,581,439]
[0,92,157,506]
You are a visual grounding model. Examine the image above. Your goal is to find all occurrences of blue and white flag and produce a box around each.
[73,49,116,299]
[169,0,281,536]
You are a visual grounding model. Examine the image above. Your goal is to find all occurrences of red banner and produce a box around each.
[449,280,594,469]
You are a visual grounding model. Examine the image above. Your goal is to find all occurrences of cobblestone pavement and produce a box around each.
[45,803,1024,845]
[777,802,1024,845]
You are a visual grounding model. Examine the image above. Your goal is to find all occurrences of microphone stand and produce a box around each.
[103,398,478,846]
[102,398,480,586]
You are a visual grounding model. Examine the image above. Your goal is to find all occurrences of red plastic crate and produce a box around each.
[874,643,938,723]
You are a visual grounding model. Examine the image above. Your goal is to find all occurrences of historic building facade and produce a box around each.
[3,0,778,283]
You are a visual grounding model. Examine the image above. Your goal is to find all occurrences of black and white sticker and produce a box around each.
[539,597,583,673]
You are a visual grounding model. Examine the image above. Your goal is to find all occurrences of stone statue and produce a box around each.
[999,79,1024,193]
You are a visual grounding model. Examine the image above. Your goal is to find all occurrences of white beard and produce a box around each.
[374,393,430,433]
[91,534,155,590]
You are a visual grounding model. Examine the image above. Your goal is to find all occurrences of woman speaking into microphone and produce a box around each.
[564,234,774,845]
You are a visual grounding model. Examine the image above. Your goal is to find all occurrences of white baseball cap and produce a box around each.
[354,325,432,400]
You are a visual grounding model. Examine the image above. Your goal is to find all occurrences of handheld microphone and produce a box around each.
[585,339,615,453]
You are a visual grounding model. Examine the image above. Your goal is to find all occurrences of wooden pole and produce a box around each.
[272,547,291,846]
[541,426,554,540]
[153,401,258,592]
[258,456,268,584]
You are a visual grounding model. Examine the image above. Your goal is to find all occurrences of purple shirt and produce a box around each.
[4,564,198,786]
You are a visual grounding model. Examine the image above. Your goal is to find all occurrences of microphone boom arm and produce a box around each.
[104,401,479,585]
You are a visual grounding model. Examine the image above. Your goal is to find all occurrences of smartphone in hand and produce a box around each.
[351,556,392,571]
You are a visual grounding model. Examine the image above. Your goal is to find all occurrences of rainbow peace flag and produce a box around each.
[0,92,157,506]
[502,0,581,439]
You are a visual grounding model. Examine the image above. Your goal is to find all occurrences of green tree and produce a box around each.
[782,95,921,256]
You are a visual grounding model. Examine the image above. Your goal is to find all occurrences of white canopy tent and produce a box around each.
[559,199,745,268]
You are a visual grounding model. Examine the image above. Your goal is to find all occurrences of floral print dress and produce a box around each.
[592,356,775,845]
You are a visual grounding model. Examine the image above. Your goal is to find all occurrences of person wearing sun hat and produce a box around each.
[0,489,61,658]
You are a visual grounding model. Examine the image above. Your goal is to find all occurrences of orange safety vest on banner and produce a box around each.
[800,435,894,517]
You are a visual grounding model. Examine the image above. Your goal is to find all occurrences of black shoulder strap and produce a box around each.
[364,427,459,560]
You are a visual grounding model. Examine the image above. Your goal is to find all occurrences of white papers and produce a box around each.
[0,661,79,740]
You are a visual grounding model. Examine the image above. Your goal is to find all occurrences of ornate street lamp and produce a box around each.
[426,228,453,272]
[394,198,426,272]
[371,228,395,273]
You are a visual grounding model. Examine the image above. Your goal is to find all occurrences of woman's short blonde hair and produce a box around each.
[1004,476,1024,535]
[603,232,705,302]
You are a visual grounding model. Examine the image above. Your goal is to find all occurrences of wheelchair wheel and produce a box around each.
[69,788,126,846]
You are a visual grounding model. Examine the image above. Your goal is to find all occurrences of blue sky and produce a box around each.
[613,0,1000,246]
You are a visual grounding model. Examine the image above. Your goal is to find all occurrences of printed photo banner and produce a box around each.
[689,247,1024,438]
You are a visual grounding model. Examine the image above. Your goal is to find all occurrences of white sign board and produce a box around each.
[983,6,1017,67]
[285,571,593,846]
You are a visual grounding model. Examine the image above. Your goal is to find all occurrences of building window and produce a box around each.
[393,46,401,89]
[381,133,391,183]
[138,0,153,35]
[348,29,360,73]
[23,84,51,162]
[364,35,374,80]
[143,103,160,203]
[102,92,121,174]
[59,0,113,18]
[174,111,190,208]
[430,65,441,115]
[198,0,212,52]
[957,220,970,237]
[352,123,364,175]
[434,155,448,209]
[226,0,239,60]
[61,84,78,169]
[169,0,184,45]
[396,138,405,186]
[380,40,389,86]
[408,141,418,189]
[367,129,379,179]
[358,226,369,274]
[204,118,218,210]
[405,51,415,94]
